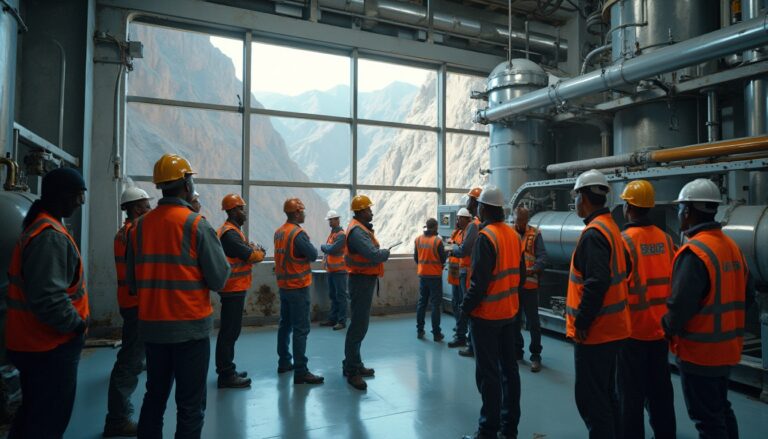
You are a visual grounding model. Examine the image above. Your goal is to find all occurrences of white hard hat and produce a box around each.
[675,178,722,204]
[573,169,610,194]
[478,185,505,207]
[325,209,340,220]
[120,187,152,207]
[456,207,472,218]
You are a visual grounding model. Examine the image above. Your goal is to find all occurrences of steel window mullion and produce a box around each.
[437,63,447,205]
[249,107,351,124]
[248,180,352,190]
[351,49,359,197]
[130,175,242,185]
[126,95,241,113]
[242,32,252,238]
[446,128,490,136]
[357,118,438,132]
[357,184,438,193]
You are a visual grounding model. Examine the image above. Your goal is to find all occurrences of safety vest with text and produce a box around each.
[521,225,541,290]
[218,221,253,293]
[115,219,137,309]
[324,229,348,273]
[345,218,384,277]
[470,222,521,320]
[415,234,443,277]
[447,228,463,286]
[274,222,312,289]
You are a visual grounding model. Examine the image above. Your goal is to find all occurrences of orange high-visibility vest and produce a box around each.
[115,220,137,309]
[324,229,348,273]
[217,221,253,293]
[345,218,384,277]
[131,204,212,324]
[670,229,747,367]
[621,225,674,341]
[447,228,463,286]
[6,212,90,352]
[415,234,443,277]
[566,213,631,344]
[274,222,312,289]
[470,222,521,320]
[521,225,540,290]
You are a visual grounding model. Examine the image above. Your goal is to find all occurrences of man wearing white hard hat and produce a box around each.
[103,186,153,436]
[460,185,525,439]
[320,210,349,330]
[447,208,473,348]
[566,169,632,439]
[662,178,754,438]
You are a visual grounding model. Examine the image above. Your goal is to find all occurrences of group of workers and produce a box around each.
[2,150,753,439]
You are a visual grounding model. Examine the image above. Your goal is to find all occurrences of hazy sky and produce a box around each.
[210,37,431,96]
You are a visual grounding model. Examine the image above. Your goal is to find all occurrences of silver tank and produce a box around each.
[486,59,553,205]
[0,0,19,156]
[0,191,36,294]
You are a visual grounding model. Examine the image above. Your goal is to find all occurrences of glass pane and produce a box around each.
[446,133,489,188]
[250,115,350,183]
[357,126,437,187]
[126,102,242,179]
[248,187,351,257]
[251,42,350,117]
[128,23,243,106]
[447,72,489,131]
[359,190,437,254]
[357,59,436,125]
[445,192,468,206]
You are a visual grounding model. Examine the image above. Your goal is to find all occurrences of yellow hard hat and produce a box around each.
[620,180,655,208]
[152,153,196,184]
[221,193,246,211]
[467,187,483,199]
[351,194,373,211]
[283,198,305,213]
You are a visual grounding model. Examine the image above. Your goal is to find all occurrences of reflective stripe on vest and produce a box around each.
[670,230,747,366]
[115,220,138,309]
[470,222,521,320]
[521,225,539,289]
[132,205,212,323]
[324,229,348,273]
[447,228,463,285]
[415,234,443,277]
[5,213,90,352]
[217,222,253,293]
[345,218,384,277]
[621,226,674,340]
[274,223,312,289]
[565,213,631,344]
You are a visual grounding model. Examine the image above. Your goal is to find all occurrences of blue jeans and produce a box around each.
[277,287,311,376]
[327,272,349,323]
[106,307,145,427]
[451,283,468,340]
[416,276,442,334]
[460,271,472,349]
[343,274,376,375]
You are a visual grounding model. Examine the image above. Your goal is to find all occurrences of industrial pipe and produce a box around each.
[580,43,611,74]
[0,156,18,191]
[475,14,768,123]
[546,135,768,174]
[705,89,721,142]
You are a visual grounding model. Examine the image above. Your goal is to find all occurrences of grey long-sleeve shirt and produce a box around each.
[321,226,345,255]
[453,219,478,274]
[347,224,390,265]
[21,228,86,334]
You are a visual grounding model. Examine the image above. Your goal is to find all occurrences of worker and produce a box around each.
[512,205,548,373]
[5,167,89,438]
[190,190,201,213]
[343,194,390,390]
[319,209,349,330]
[413,217,447,341]
[103,186,152,437]
[663,178,754,438]
[617,180,676,439]
[128,153,231,438]
[274,198,324,385]
[454,187,482,358]
[566,169,632,439]
[447,207,472,348]
[459,185,525,439]
[215,194,265,389]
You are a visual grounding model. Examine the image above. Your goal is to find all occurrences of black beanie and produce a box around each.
[41,168,87,200]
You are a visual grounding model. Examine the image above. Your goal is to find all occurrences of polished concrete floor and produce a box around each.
[69,314,768,438]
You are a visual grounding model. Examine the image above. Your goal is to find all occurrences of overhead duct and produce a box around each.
[474,13,768,123]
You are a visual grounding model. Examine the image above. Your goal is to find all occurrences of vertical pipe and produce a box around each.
[350,48,358,197]
[0,0,19,157]
[705,89,721,142]
[743,0,768,204]
[524,19,530,60]
[437,64,446,205]
[52,39,66,148]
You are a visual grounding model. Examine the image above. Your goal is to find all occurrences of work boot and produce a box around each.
[458,348,475,358]
[319,320,335,327]
[333,322,346,330]
[448,338,467,348]
[417,330,425,339]
[461,430,495,439]
[530,359,542,373]
[294,372,324,384]
[218,374,252,389]
[347,374,367,390]
[236,370,248,378]
[277,364,294,374]
[343,366,375,377]
[103,420,138,437]
[434,332,445,342]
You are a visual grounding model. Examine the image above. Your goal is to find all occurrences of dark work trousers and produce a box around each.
[8,334,84,439]
[277,288,311,377]
[574,339,624,439]
[343,274,376,375]
[680,369,739,439]
[470,317,521,438]
[459,271,472,350]
[106,306,146,427]
[618,338,676,439]
[327,271,349,324]
[450,283,468,340]
[512,288,542,361]
[416,276,442,334]
[138,338,210,439]
[216,292,245,378]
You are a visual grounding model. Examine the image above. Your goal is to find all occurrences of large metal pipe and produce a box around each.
[475,14,768,123]
[0,157,18,190]
[529,210,584,265]
[0,0,19,157]
[546,135,768,174]
[705,89,721,142]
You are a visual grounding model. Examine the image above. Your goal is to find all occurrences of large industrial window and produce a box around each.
[125,21,489,255]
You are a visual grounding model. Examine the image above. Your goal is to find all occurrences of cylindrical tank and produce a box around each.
[528,210,584,265]
[0,191,35,293]
[0,0,19,157]
[486,59,553,204]
[718,205,768,283]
